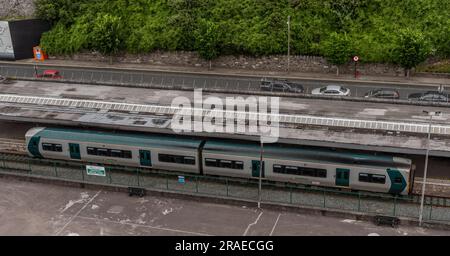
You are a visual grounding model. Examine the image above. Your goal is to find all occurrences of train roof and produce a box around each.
[31,127,203,150]
[203,140,411,169]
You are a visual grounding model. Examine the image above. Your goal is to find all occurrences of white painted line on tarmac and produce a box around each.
[243,211,264,236]
[76,216,212,236]
[269,214,281,236]
[55,190,102,236]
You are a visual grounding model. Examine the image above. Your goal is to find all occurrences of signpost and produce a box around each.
[86,165,106,177]
[353,56,359,79]
[178,176,185,185]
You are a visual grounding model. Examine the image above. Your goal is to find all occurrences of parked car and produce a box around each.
[311,85,351,96]
[35,69,62,79]
[364,89,400,99]
[260,78,304,93]
[407,91,449,102]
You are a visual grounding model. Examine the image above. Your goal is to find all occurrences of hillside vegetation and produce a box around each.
[36,0,450,67]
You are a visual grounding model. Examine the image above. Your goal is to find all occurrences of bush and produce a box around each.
[35,0,449,63]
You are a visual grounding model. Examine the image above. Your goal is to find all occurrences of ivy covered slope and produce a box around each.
[36,0,450,66]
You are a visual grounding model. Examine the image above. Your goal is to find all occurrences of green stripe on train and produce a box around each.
[387,169,406,194]
[27,136,43,158]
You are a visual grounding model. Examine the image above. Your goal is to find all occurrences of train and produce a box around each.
[25,127,414,195]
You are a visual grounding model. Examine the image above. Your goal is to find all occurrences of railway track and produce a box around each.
[0,142,448,199]
[0,138,26,153]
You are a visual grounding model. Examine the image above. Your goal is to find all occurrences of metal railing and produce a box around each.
[0,153,449,224]
[0,64,449,102]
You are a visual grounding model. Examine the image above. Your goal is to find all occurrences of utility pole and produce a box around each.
[287,15,291,74]
[419,110,441,226]
[258,139,264,209]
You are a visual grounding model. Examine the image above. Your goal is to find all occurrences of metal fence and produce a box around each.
[1,64,447,100]
[0,153,449,224]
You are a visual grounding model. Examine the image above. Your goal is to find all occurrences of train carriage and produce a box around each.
[202,141,413,195]
[25,127,413,195]
[25,127,203,174]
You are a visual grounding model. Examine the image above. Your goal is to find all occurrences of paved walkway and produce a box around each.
[10,58,450,86]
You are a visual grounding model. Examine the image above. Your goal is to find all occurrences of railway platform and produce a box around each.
[0,80,450,179]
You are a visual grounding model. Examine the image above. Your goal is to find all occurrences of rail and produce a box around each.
[0,152,449,224]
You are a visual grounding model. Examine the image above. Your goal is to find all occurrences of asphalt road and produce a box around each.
[0,62,448,100]
[0,177,448,236]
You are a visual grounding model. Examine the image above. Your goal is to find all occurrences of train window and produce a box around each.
[205,158,243,170]
[205,158,218,167]
[54,145,63,152]
[110,150,122,158]
[184,156,196,165]
[372,174,386,184]
[42,143,52,151]
[359,173,370,182]
[97,148,109,156]
[86,147,132,158]
[219,160,232,168]
[159,154,195,165]
[316,169,327,178]
[42,143,63,152]
[87,147,96,155]
[122,151,132,159]
[273,165,283,173]
[359,173,386,184]
[234,161,244,170]
[273,165,327,178]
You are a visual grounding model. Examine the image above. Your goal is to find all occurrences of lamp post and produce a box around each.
[419,110,441,226]
[287,15,291,74]
[258,139,264,209]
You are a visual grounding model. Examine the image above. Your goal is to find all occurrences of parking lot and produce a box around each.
[0,177,449,236]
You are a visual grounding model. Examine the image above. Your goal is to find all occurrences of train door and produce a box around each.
[27,136,43,158]
[69,143,81,160]
[252,160,265,178]
[335,168,350,187]
[139,150,152,167]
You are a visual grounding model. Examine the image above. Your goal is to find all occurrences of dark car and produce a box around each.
[407,91,449,102]
[260,78,304,93]
[364,89,400,99]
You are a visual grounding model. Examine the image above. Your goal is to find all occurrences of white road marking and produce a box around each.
[76,216,211,236]
[269,214,281,236]
[55,190,102,236]
[243,211,263,236]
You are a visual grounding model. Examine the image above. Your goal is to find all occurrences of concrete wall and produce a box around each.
[0,0,35,19]
[56,51,407,76]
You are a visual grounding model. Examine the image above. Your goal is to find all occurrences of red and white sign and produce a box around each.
[353,56,359,62]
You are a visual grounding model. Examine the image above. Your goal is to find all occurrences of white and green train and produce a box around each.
[26,127,414,195]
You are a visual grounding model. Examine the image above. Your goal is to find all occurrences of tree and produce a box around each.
[195,19,221,69]
[322,32,353,75]
[391,28,431,77]
[90,14,123,64]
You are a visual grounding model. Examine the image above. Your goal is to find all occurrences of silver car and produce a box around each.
[311,85,351,96]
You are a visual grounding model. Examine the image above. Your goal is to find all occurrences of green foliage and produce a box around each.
[321,32,353,66]
[90,14,123,55]
[195,19,221,60]
[391,29,431,70]
[36,0,449,63]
